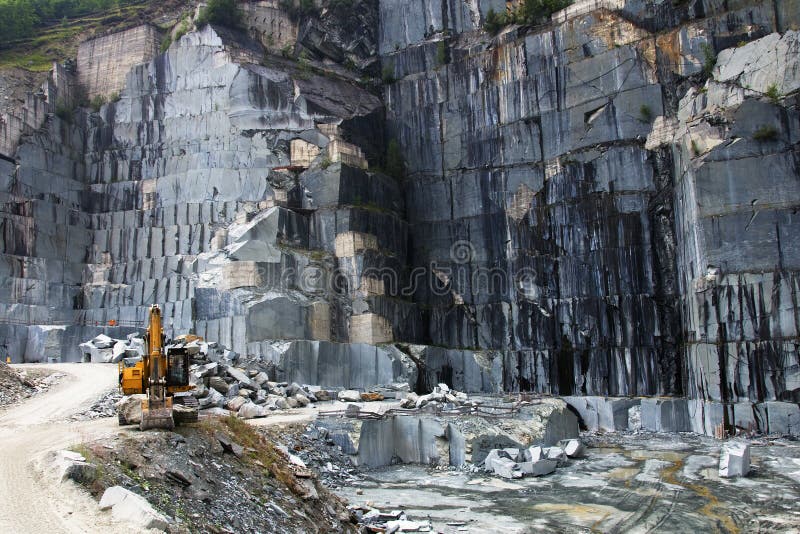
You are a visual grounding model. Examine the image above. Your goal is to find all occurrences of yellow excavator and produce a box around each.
[118,304,199,429]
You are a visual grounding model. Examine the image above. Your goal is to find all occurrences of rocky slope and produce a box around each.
[0,0,798,431]
[66,416,355,533]
[0,361,63,407]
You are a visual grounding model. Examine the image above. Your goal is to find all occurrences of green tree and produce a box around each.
[196,0,245,29]
[515,0,571,25]
[483,8,503,34]
[0,0,39,43]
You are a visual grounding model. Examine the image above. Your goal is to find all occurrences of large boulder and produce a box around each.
[208,376,230,394]
[226,367,255,389]
[238,401,266,419]
[226,396,247,412]
[199,388,225,409]
[338,390,361,402]
[559,439,586,459]
[518,458,557,476]
[91,334,115,349]
[51,450,97,484]
[719,442,750,478]
[116,394,146,425]
[99,486,169,531]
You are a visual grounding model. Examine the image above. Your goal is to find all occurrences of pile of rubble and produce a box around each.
[274,424,362,489]
[193,359,328,419]
[398,383,469,409]
[483,439,586,479]
[0,362,64,407]
[58,417,356,533]
[185,340,407,419]
[349,505,433,533]
[71,389,123,421]
[79,334,144,363]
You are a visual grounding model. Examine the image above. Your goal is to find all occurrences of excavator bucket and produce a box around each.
[140,398,175,431]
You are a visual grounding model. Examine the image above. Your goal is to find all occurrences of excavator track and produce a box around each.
[172,394,199,424]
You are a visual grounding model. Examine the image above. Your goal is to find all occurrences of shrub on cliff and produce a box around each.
[483,9,505,35]
[483,0,571,35]
[195,0,244,30]
[515,0,571,24]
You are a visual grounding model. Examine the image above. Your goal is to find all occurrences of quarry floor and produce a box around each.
[337,432,800,533]
[3,363,800,533]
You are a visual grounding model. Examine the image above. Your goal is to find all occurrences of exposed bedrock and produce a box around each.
[316,398,579,468]
[0,0,799,425]
[382,0,800,404]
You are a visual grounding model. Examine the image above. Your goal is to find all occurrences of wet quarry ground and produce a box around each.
[336,433,800,533]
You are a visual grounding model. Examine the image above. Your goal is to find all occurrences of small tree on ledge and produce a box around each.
[195,0,244,30]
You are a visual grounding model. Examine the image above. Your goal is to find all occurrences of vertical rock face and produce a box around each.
[77,25,162,100]
[383,6,675,396]
[0,0,798,409]
[673,31,800,403]
[380,0,800,400]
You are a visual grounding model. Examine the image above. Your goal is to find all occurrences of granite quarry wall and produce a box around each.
[77,25,162,100]
[0,0,798,433]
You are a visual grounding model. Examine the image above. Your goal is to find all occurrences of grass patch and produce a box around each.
[160,33,172,53]
[198,415,297,487]
[0,1,182,72]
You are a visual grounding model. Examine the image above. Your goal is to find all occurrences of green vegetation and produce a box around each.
[295,49,312,78]
[515,0,571,24]
[436,40,447,66]
[765,82,782,103]
[280,0,318,22]
[89,93,106,111]
[385,138,404,180]
[483,0,571,34]
[639,104,653,123]
[54,100,72,121]
[753,125,778,142]
[691,139,700,156]
[160,33,172,53]
[381,61,395,84]
[0,0,146,44]
[701,42,716,77]
[195,0,243,30]
[173,15,190,41]
[0,1,167,71]
[483,9,504,34]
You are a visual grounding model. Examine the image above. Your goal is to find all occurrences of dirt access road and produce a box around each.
[0,363,141,534]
